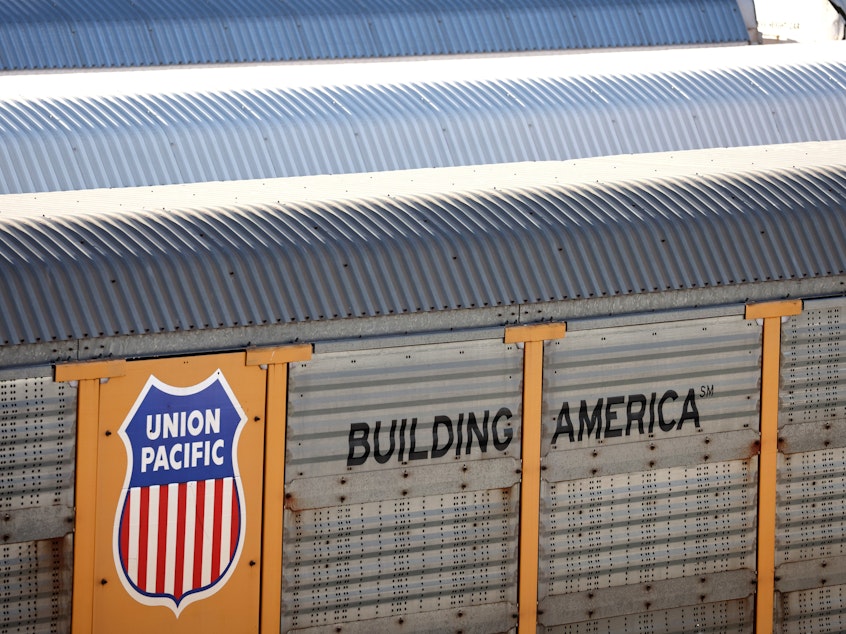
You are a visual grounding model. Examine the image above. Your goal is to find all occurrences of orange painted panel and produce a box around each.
[87,352,266,633]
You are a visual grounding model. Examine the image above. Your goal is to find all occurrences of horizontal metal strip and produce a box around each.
[545,503,753,538]
[539,568,756,626]
[283,600,517,634]
[548,339,757,365]
[775,533,846,558]
[289,390,520,427]
[546,372,759,397]
[0,365,53,380]
[285,564,516,598]
[285,458,520,508]
[542,520,755,560]
[801,297,846,312]
[545,527,754,572]
[543,432,758,481]
[292,358,519,392]
[288,509,516,546]
[779,422,846,454]
[0,505,74,543]
[546,469,753,510]
[543,596,753,633]
[563,305,746,332]
[314,330,506,353]
[776,554,846,593]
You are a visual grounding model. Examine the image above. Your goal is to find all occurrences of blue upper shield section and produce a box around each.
[124,377,244,488]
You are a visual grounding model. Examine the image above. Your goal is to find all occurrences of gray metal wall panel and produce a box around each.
[774,299,846,628]
[780,584,846,634]
[286,339,523,483]
[0,0,748,71]
[0,375,75,543]
[545,595,753,633]
[543,316,762,460]
[282,488,518,633]
[539,315,760,626]
[781,297,846,451]
[777,448,846,567]
[283,338,521,632]
[4,47,846,194]
[0,535,72,633]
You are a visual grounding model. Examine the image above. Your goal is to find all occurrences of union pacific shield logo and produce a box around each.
[113,371,247,615]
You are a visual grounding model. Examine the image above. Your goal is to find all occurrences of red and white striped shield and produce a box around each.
[113,371,247,615]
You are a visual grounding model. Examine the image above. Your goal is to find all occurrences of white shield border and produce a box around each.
[111,369,248,617]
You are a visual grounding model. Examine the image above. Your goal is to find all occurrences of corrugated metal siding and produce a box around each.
[0,376,75,543]
[1,148,845,350]
[537,315,760,628]
[0,0,749,70]
[775,297,846,631]
[781,585,846,634]
[283,339,522,632]
[0,536,73,633]
[4,48,846,193]
[545,597,753,633]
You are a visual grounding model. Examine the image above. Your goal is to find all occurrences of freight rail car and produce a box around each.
[1,141,845,633]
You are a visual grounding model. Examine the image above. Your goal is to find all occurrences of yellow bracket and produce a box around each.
[745,300,802,633]
[505,323,566,634]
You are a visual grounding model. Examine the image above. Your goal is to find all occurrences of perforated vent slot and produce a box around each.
[781,584,846,634]
[0,535,72,632]
[0,377,75,512]
[778,448,846,564]
[783,303,846,427]
[545,597,752,634]
[543,460,755,596]
[282,488,517,631]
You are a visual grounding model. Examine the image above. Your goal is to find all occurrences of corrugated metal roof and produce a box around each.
[1,43,845,194]
[0,0,748,70]
[0,141,844,349]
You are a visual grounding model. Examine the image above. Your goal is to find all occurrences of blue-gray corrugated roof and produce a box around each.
[2,43,845,194]
[0,142,844,349]
[0,0,749,70]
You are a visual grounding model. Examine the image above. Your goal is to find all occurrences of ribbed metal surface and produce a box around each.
[777,448,846,566]
[537,315,759,625]
[539,460,757,628]
[781,584,846,634]
[542,460,757,592]
[546,597,753,633]
[283,339,521,631]
[772,298,846,628]
[543,316,762,458]
[0,0,748,71]
[0,375,75,544]
[1,145,845,350]
[3,45,846,193]
[781,297,846,437]
[0,535,72,633]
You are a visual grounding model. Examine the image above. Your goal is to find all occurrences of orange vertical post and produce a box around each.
[505,323,566,634]
[55,359,126,634]
[247,344,312,633]
[745,300,801,633]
